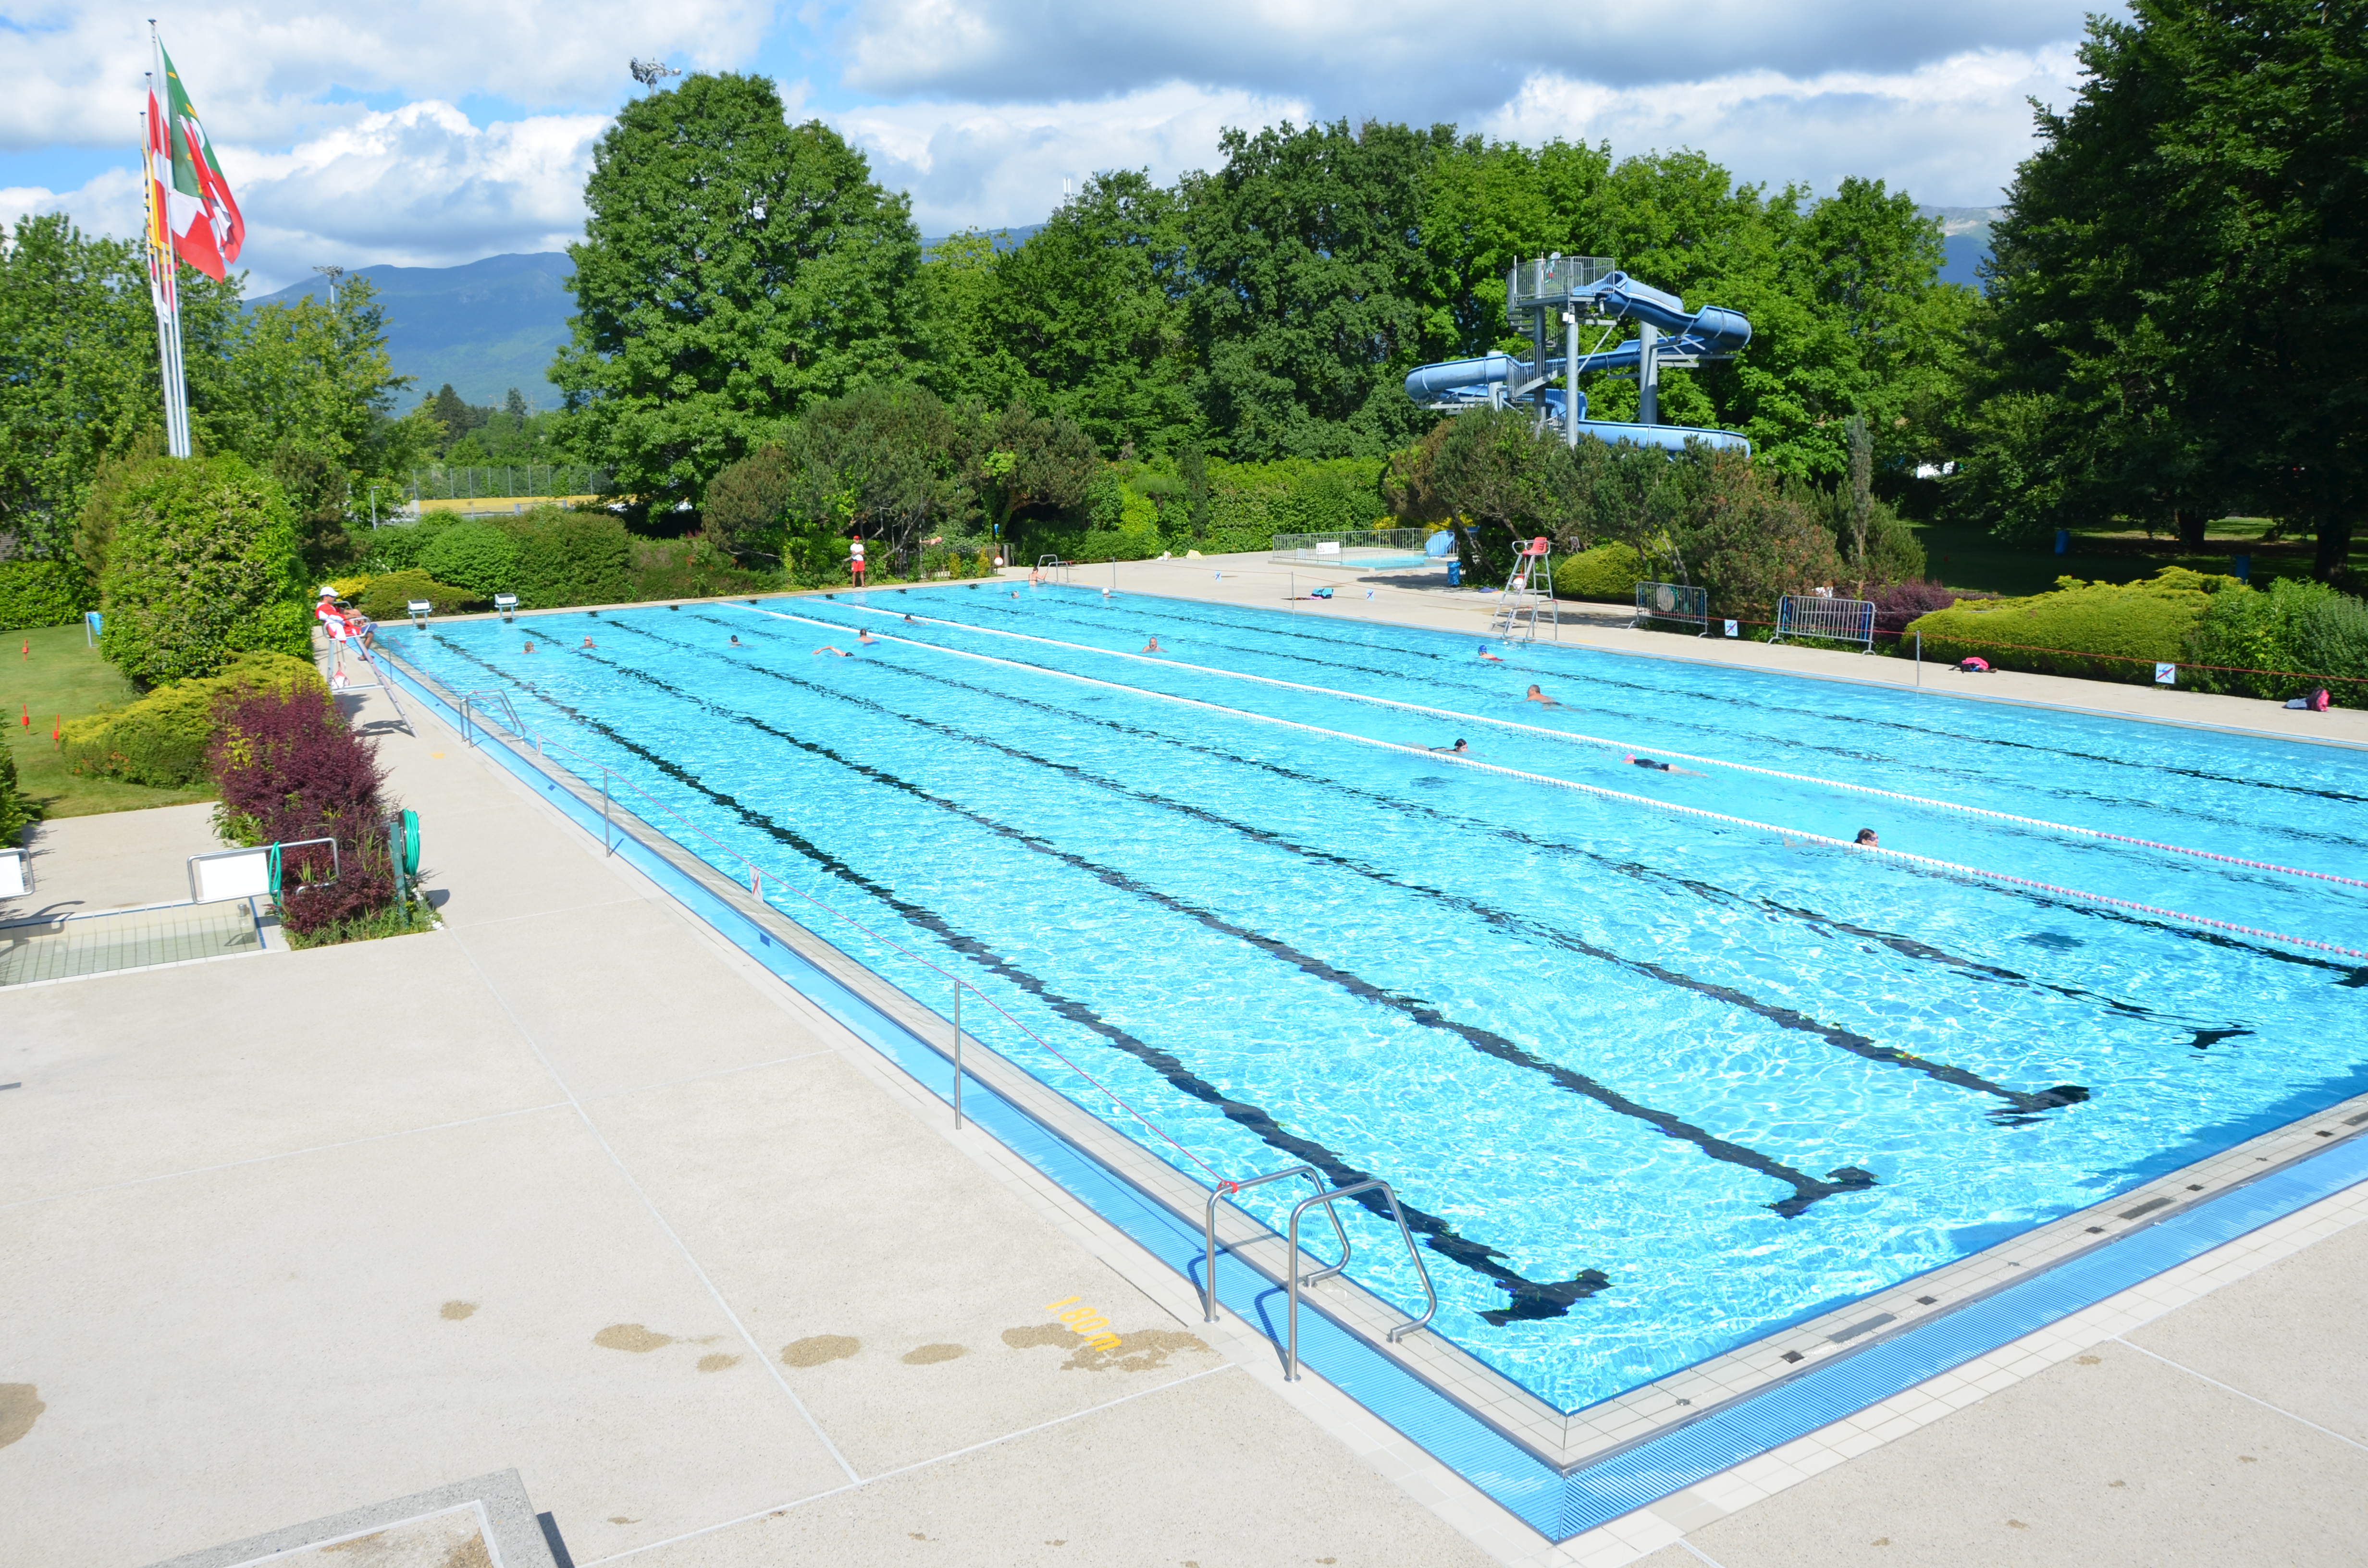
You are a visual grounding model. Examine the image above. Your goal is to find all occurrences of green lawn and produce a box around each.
[2,623,215,821]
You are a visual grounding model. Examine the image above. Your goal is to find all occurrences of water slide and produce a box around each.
[1402,270,1752,454]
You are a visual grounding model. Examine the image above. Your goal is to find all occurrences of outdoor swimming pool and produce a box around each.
[397,585,2368,1414]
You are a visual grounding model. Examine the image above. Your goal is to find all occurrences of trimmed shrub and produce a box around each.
[1906,568,2239,683]
[209,684,398,938]
[0,744,33,844]
[509,510,632,607]
[1553,543,1644,602]
[356,570,482,621]
[60,652,324,787]
[418,524,523,597]
[2185,577,2368,704]
[98,454,309,685]
[1873,579,1995,636]
[0,558,94,630]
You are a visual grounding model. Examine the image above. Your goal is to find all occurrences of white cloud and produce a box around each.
[1485,46,2084,206]
[0,0,768,150]
[831,81,1308,233]
[2,102,604,292]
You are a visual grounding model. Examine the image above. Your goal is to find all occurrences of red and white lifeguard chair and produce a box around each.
[1491,536,1560,642]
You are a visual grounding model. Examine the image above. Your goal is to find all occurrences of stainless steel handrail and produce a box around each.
[1284,1179,1440,1380]
[456,688,524,747]
[1201,1164,1347,1324]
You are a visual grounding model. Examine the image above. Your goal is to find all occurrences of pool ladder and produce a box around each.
[1202,1164,1439,1381]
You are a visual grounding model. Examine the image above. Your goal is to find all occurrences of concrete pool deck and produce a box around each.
[3,593,2364,1566]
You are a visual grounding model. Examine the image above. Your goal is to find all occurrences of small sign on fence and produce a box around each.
[2155,662,2177,685]
[1724,619,1739,638]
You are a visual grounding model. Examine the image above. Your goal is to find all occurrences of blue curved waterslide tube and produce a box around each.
[1403,271,1752,453]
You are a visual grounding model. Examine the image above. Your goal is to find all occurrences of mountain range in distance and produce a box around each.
[246,213,1993,410]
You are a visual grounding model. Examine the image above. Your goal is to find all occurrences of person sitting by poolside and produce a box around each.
[1854,828,1880,847]
[1430,738,1468,754]
[814,645,851,657]
[1477,646,1503,662]
[1143,636,1163,654]
[1525,684,1560,709]
[1626,753,1702,776]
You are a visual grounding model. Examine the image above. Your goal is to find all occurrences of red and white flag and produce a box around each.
[149,29,245,280]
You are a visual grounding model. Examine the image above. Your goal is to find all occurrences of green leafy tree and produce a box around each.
[778,384,969,579]
[950,174,1199,456]
[98,453,308,684]
[555,73,921,509]
[1956,0,2366,572]
[960,400,1099,543]
[1183,120,1453,459]
[702,444,795,553]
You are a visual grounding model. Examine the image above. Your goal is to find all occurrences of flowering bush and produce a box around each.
[1873,579,1995,636]
[208,684,398,937]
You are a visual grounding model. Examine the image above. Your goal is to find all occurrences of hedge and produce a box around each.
[0,559,94,631]
[1553,543,1644,602]
[0,745,33,843]
[1905,568,2240,683]
[60,652,324,788]
[98,454,310,685]
[2183,577,2368,705]
[357,570,483,621]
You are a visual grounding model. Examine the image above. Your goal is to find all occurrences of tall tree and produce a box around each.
[1182,120,1455,460]
[1959,0,2366,573]
[552,73,921,509]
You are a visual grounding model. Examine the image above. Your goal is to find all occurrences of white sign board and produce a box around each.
[2155,662,2177,686]
[191,848,271,903]
[0,848,25,898]
[1315,540,1341,555]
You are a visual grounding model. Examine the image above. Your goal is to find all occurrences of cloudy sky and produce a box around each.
[1,0,2097,294]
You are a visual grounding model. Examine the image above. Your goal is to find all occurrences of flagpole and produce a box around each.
[145,36,192,458]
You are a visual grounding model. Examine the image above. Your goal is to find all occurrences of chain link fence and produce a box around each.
[409,465,611,505]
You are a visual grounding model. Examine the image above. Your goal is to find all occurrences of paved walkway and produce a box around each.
[1,587,2362,1567]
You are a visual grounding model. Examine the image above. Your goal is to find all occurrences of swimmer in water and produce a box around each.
[1430,738,1468,754]
[857,627,877,645]
[1626,754,1704,776]
[523,640,535,653]
[1854,828,1879,847]
[1524,684,1561,709]
[1478,646,1503,662]
[581,636,595,649]
[903,613,916,623]
[729,635,742,647]
[814,645,851,657]
[1143,636,1162,654]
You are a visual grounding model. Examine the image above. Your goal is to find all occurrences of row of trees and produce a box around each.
[552,73,1970,517]
[0,217,429,574]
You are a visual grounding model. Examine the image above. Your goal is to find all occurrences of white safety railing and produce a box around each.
[1773,593,1878,652]
[1632,580,1709,636]
[1271,527,1429,564]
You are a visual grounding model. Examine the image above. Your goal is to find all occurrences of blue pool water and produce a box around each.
[400,586,2368,1412]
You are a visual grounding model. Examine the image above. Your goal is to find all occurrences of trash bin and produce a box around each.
[2054,528,2070,555]
[1447,562,1462,586]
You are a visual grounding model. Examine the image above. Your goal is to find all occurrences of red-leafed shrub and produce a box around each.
[1874,579,1995,636]
[208,684,398,938]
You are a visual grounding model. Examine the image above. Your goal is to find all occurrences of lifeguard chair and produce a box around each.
[1490,536,1559,642]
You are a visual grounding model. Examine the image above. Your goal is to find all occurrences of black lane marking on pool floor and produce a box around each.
[897,595,2368,832]
[686,615,2091,1122]
[739,610,2261,1055]
[790,610,2364,979]
[415,634,1608,1322]
[836,620,2241,1039]
[611,621,1878,1216]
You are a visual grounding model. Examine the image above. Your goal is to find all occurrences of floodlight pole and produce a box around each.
[313,264,345,306]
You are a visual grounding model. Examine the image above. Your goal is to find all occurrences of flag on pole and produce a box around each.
[150,31,244,280]
[140,84,174,313]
